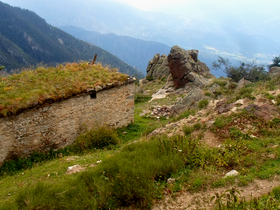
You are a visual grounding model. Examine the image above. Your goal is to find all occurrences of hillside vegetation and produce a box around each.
[1,73,280,209]
[0,62,128,117]
[0,2,143,78]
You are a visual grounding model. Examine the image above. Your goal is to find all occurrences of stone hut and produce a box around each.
[0,66,135,165]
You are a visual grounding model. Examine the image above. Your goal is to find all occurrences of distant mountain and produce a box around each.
[0,1,143,78]
[3,0,280,76]
[60,26,171,74]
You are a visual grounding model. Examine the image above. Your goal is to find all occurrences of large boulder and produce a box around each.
[146,54,170,80]
[167,46,214,88]
[268,67,280,78]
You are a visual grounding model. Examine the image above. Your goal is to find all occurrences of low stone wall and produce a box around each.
[0,82,135,165]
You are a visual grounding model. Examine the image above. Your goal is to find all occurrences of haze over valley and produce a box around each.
[1,0,280,76]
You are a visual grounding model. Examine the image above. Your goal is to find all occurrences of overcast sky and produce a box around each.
[114,0,280,17]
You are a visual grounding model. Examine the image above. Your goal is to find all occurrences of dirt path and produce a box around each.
[152,176,280,210]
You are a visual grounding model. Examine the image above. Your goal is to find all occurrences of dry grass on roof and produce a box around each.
[0,62,129,117]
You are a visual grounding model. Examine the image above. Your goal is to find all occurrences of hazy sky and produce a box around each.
[114,0,280,17]
[116,0,187,11]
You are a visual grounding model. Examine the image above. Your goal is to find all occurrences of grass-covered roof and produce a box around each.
[0,62,131,117]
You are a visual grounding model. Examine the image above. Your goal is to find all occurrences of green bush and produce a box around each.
[198,99,209,109]
[276,94,280,105]
[204,91,214,98]
[146,75,153,81]
[71,126,119,152]
[193,123,202,130]
[183,125,194,135]
[213,79,227,87]
[212,56,269,82]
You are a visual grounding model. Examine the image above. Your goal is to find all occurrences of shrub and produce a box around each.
[198,99,209,109]
[204,91,214,98]
[276,94,280,105]
[213,79,227,87]
[146,75,153,81]
[71,126,119,152]
[183,125,194,135]
[193,123,202,130]
[212,56,269,82]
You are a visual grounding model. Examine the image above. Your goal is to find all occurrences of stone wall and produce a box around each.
[0,82,135,165]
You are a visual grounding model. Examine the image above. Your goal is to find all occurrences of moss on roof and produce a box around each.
[0,62,131,117]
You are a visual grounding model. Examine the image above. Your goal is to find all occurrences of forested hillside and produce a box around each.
[60,26,171,74]
[0,1,143,78]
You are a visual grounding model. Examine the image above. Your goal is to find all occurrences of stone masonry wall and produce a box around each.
[0,82,135,165]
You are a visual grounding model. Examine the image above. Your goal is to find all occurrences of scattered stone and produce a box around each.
[65,156,79,162]
[171,88,204,116]
[66,165,85,175]
[224,170,239,178]
[94,85,103,91]
[206,120,215,128]
[167,178,176,184]
[250,135,258,138]
[6,122,13,126]
[208,83,220,93]
[136,86,144,94]
[97,160,102,164]
[149,89,169,102]
[245,104,278,121]
[236,78,252,91]
[268,154,276,159]
[149,105,172,118]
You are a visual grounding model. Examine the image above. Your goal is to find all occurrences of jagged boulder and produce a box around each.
[167,46,214,89]
[268,67,280,78]
[146,53,170,80]
[170,88,205,116]
[236,78,252,91]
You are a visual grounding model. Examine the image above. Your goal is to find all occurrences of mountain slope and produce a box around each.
[0,1,143,78]
[60,26,171,74]
[4,0,280,70]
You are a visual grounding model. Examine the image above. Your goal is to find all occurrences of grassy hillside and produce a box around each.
[1,75,280,209]
[0,1,143,78]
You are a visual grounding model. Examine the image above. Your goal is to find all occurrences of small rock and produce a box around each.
[122,132,127,135]
[250,135,258,138]
[66,165,85,175]
[6,122,13,126]
[268,154,276,159]
[95,85,103,91]
[97,160,102,164]
[167,178,176,184]
[224,170,239,178]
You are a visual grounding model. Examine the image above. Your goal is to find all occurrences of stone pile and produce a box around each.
[150,105,172,119]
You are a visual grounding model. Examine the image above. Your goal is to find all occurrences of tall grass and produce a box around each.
[12,135,200,209]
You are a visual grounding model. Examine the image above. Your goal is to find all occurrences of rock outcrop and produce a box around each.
[170,88,205,116]
[146,54,170,80]
[167,46,214,88]
[268,67,280,78]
